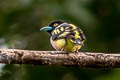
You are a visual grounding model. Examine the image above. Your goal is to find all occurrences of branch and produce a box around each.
[0,49,120,68]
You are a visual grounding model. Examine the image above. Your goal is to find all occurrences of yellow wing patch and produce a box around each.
[69,24,80,39]
[56,29,60,33]
[52,26,65,35]
[59,32,69,37]
[60,27,64,31]
[69,24,77,29]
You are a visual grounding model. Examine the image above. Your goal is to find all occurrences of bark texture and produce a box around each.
[0,49,120,68]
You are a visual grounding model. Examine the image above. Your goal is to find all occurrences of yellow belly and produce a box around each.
[50,37,82,52]
[50,37,66,51]
[64,39,82,52]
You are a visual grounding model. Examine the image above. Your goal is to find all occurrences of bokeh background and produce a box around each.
[0,0,120,80]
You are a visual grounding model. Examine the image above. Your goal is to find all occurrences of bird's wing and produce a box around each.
[51,23,71,40]
[68,24,86,45]
[51,23,86,45]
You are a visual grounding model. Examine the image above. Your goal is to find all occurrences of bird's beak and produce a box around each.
[40,26,53,31]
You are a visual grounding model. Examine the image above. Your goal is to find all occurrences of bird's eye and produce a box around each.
[53,23,58,27]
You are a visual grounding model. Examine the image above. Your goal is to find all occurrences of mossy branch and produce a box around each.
[0,49,120,68]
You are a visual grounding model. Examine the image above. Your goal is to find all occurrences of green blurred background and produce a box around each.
[0,0,120,80]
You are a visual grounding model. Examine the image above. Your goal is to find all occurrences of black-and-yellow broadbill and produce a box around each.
[40,20,86,52]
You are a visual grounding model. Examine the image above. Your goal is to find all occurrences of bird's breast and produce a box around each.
[50,37,66,51]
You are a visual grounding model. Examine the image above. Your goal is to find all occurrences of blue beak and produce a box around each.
[40,26,53,31]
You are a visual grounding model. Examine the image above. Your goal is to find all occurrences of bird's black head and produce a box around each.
[40,20,65,33]
[48,20,65,28]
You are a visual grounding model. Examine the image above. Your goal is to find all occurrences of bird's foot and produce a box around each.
[73,50,79,54]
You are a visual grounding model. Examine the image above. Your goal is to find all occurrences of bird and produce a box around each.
[40,20,86,52]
